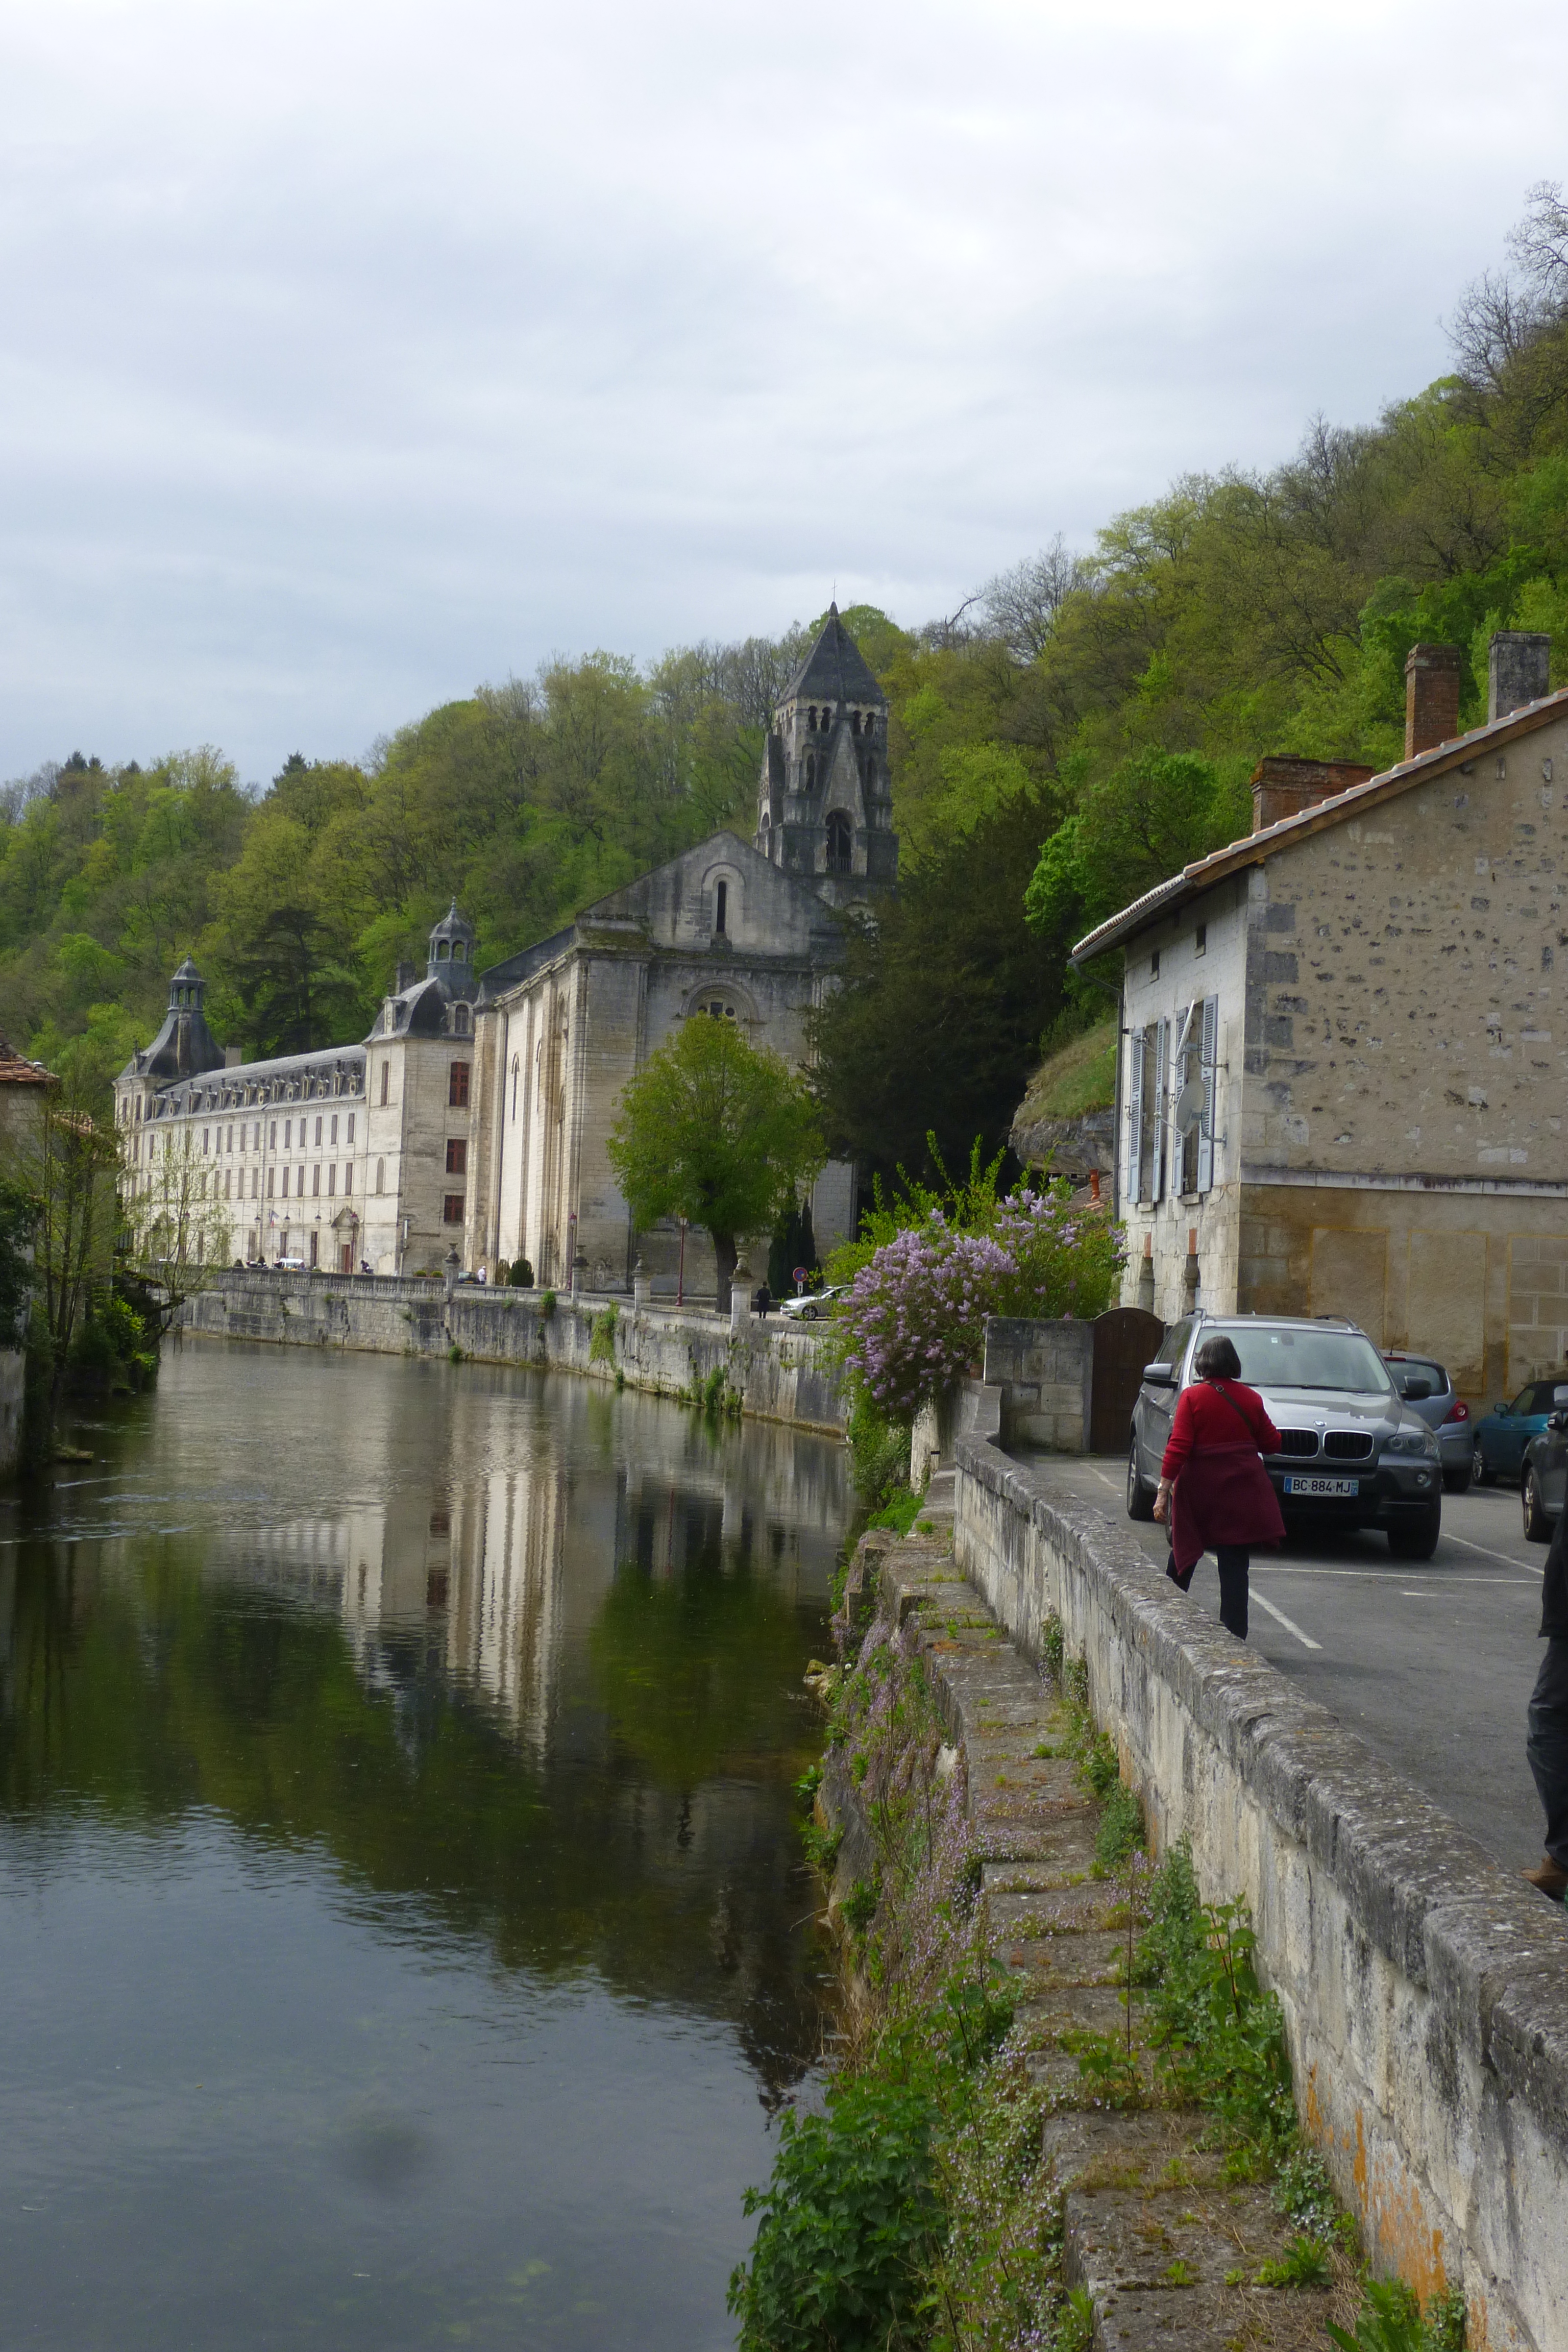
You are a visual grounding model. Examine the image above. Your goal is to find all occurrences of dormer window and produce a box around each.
[453,1004,470,1035]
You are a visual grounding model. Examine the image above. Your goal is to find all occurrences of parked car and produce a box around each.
[1128,1310,1443,1559]
[778,1285,850,1322]
[1382,1352,1473,1492]
[1469,1376,1568,1493]
[274,1255,307,1272]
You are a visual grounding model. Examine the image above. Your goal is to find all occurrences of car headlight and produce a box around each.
[1383,1428,1440,1458]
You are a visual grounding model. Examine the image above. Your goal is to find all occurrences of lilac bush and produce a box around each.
[837,1181,1125,1417]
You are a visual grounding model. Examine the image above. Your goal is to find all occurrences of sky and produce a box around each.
[1,0,1565,787]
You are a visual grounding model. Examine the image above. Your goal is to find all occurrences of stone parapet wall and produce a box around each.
[180,1275,846,1432]
[981,1316,1093,1452]
[954,1430,1568,2352]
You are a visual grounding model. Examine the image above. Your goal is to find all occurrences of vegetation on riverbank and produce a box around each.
[732,1547,1472,2351]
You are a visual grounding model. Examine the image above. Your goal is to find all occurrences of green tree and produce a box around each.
[606,1017,824,1307]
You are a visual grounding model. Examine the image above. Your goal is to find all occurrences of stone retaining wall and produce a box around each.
[955,1430,1568,2352]
[981,1316,1093,1452]
[180,1273,846,1432]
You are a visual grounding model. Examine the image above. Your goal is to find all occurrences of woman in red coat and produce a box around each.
[1153,1332,1285,1639]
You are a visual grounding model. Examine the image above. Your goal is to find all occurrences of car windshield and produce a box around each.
[1217,1326,1393,1395]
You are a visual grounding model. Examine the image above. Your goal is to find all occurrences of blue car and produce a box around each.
[1470,1376,1568,1486]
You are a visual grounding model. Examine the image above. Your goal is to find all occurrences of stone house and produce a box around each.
[1071,631,1568,1399]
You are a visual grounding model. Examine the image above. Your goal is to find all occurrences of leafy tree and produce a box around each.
[1023,748,1248,954]
[810,793,1066,1186]
[606,1016,823,1307]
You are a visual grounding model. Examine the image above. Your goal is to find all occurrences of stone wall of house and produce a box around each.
[179,1272,847,1432]
[954,1430,1568,2352]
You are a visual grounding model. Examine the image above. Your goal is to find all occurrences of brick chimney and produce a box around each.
[1250,754,1375,835]
[1404,643,1462,760]
[1488,630,1552,722]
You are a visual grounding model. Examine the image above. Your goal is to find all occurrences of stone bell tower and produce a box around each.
[754,604,899,908]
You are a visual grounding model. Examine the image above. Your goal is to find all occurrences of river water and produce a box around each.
[0,1339,848,2350]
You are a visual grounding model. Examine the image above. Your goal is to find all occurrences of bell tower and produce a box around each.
[755,605,898,905]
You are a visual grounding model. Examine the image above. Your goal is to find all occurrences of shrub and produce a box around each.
[834,1178,1124,1417]
[538,1288,556,1320]
[728,2068,942,2352]
[589,1303,618,1364]
[508,1257,534,1287]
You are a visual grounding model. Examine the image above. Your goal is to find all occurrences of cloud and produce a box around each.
[0,0,1562,780]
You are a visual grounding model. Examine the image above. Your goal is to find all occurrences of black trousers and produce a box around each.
[1167,1545,1250,1639]
[1528,1635,1568,1868]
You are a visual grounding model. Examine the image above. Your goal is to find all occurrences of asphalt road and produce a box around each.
[1034,1453,1552,1881]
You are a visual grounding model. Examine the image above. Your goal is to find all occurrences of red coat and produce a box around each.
[1162,1379,1285,1576]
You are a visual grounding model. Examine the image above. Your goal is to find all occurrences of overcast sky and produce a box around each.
[1,0,1564,787]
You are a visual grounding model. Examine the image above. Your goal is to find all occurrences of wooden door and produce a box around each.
[1091,1307,1166,1454]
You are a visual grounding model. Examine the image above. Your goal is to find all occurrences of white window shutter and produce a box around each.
[1153,1017,1169,1202]
[1126,1027,1145,1202]
[1196,995,1219,1192]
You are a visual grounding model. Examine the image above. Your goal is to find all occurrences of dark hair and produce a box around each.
[1193,1333,1241,1381]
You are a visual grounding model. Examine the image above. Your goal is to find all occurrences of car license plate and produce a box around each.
[1283,1474,1359,1498]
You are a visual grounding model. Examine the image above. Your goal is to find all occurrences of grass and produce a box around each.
[1018,1017,1118,1122]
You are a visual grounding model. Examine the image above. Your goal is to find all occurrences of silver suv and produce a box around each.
[1126,1311,1443,1561]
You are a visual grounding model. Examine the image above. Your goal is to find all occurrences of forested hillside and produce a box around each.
[10,186,1568,1180]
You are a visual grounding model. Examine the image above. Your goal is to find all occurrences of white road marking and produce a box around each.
[1253,1565,1535,1584]
[1251,1592,1321,1650]
[1089,1468,1121,1494]
[1440,1530,1543,1574]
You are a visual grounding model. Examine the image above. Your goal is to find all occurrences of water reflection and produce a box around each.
[0,1342,847,2350]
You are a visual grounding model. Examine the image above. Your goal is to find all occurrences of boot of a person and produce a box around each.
[1522,1855,1568,1900]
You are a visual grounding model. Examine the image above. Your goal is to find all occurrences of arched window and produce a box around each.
[805,753,817,788]
[826,811,853,872]
[715,879,727,935]
[850,711,861,735]
[376,1158,385,1194]
[453,939,466,962]
[807,706,818,730]
[437,939,450,960]
[759,810,771,831]
[380,1061,389,1107]
[454,1004,470,1034]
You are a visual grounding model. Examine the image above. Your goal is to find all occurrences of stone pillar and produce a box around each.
[571,1251,587,1303]
[444,1245,460,1302]
[729,1246,752,1337]
[632,1257,651,1310]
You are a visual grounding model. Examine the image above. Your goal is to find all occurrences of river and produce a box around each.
[0,1338,848,2349]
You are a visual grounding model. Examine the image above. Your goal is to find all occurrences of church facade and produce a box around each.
[462,607,897,1295]
[117,606,896,1292]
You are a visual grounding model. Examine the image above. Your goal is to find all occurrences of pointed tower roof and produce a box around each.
[782,605,887,709]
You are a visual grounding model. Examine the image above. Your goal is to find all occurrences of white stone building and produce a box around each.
[117,909,482,1275]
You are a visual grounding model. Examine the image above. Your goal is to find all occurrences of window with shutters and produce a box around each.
[1125,1029,1146,1204]
[1175,996,1220,1193]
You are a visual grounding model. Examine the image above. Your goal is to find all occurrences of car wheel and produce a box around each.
[1472,1442,1496,1487]
[801,1304,818,1320]
[1524,1467,1553,1543]
[1442,1464,1472,1494]
[1126,1439,1156,1522]
[1387,1502,1442,1561]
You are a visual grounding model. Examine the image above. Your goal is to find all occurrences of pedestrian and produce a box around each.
[1153,1331,1284,1639]
[753,1281,772,1319]
[1525,1505,1568,1898]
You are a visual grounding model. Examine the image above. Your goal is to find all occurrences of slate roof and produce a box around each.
[782,605,887,710]
[1069,684,1568,966]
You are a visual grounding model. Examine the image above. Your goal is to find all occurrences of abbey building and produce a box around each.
[116,606,896,1292]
